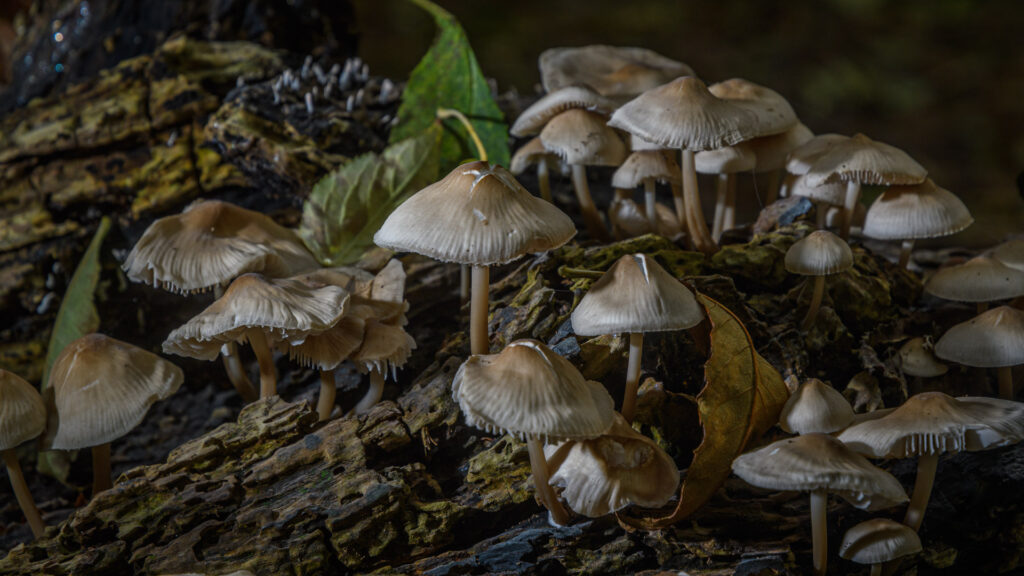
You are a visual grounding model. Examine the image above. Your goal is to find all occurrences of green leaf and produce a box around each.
[299,125,441,266]
[390,0,509,172]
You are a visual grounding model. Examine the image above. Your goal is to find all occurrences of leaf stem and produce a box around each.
[437,108,487,162]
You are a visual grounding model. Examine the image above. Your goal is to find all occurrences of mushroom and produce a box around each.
[571,254,704,422]
[732,434,909,576]
[925,255,1024,313]
[790,174,848,228]
[838,391,1024,531]
[44,334,183,495]
[934,306,1024,399]
[839,518,922,576]
[510,84,616,138]
[784,230,854,330]
[538,45,695,100]
[607,188,684,241]
[452,340,615,525]
[510,136,561,203]
[0,369,47,538]
[694,144,756,241]
[993,238,1024,272]
[347,318,416,415]
[612,148,681,229]
[374,161,576,355]
[778,378,855,435]
[898,337,948,393]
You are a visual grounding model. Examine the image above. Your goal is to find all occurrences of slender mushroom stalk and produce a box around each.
[643,179,657,226]
[537,162,553,203]
[840,181,861,240]
[801,276,826,331]
[903,453,938,531]
[2,449,45,539]
[317,369,337,421]
[571,165,611,241]
[214,285,258,403]
[712,174,728,241]
[352,369,386,415]
[527,438,570,526]
[669,179,686,231]
[998,366,1014,400]
[898,240,915,269]
[92,443,113,495]
[621,333,644,422]
[810,488,828,576]
[723,173,738,237]
[470,265,490,355]
[681,150,716,253]
[247,330,278,398]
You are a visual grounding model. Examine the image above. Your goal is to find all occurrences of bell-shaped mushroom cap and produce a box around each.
[694,144,756,174]
[163,273,350,361]
[805,133,927,187]
[350,319,416,376]
[862,179,973,241]
[747,123,814,172]
[539,45,695,98]
[839,519,922,565]
[786,134,849,175]
[837,392,1024,458]
[510,137,560,175]
[608,195,684,241]
[993,238,1024,272]
[612,150,680,189]
[374,161,577,266]
[123,200,320,294]
[571,254,705,336]
[46,334,184,450]
[707,78,798,137]
[791,174,847,206]
[899,337,948,378]
[540,109,627,167]
[785,230,854,276]
[510,85,616,137]
[925,256,1024,303]
[779,378,855,435]
[731,434,908,510]
[0,369,46,450]
[452,339,615,441]
[608,77,760,151]
[545,413,679,517]
[934,306,1024,368]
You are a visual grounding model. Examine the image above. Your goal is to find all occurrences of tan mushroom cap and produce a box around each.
[785,230,854,276]
[545,413,679,517]
[747,123,814,172]
[732,433,908,510]
[540,109,627,167]
[608,195,684,241]
[607,76,760,151]
[452,340,615,441]
[993,238,1024,272]
[123,200,319,294]
[46,334,183,450]
[349,319,416,376]
[0,369,46,450]
[374,161,576,266]
[790,174,847,206]
[278,315,366,370]
[369,259,408,305]
[779,378,855,435]
[862,179,973,241]
[707,78,798,137]
[805,133,927,187]
[899,337,948,378]
[925,256,1024,303]
[571,254,705,336]
[837,392,1024,458]
[694,144,756,174]
[612,150,681,189]
[934,306,1024,368]
[291,266,376,298]
[510,136,560,175]
[840,519,922,565]
[510,85,616,137]
[539,45,695,98]
[162,273,350,361]
[786,134,849,175]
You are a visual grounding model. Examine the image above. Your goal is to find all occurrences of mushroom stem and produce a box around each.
[92,442,112,495]
[840,181,862,240]
[898,239,915,269]
[680,150,716,253]
[997,366,1014,400]
[214,285,258,403]
[537,162,553,203]
[810,488,828,576]
[712,174,728,241]
[870,564,882,576]
[644,178,657,227]
[801,276,826,331]
[669,179,686,233]
[470,265,490,355]
[903,453,939,532]
[248,330,278,398]
[815,203,828,228]
[353,369,386,414]
[527,437,570,526]
[570,164,610,241]
[622,332,644,423]
[317,369,336,421]
[2,449,45,539]
[723,172,737,235]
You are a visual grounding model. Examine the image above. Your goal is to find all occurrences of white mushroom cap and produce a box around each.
[924,256,1024,303]
[0,369,46,451]
[786,134,849,176]
[839,518,922,565]
[707,78,798,137]
[374,161,577,266]
[694,144,756,174]
[790,174,847,206]
[540,109,627,167]
[510,85,616,137]
[778,378,855,435]
[784,230,854,276]
[898,337,948,378]
[934,306,1024,368]
[571,253,705,336]
[993,238,1024,272]
[545,413,679,517]
[746,123,814,172]
[612,150,680,189]
[805,133,927,187]
[862,179,973,241]
[539,45,695,98]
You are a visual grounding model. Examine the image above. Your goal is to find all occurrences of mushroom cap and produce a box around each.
[350,319,416,375]
[290,266,376,297]
[571,253,705,336]
[805,133,927,187]
[925,256,1024,303]
[837,392,1024,458]
[369,259,408,305]
[279,314,366,370]
[785,230,854,276]
[510,85,616,137]
[539,45,695,98]
[123,200,320,294]
[611,150,680,189]
[510,136,560,175]
[862,179,973,241]
[694,144,757,174]
[0,369,46,451]
[374,161,577,266]
[452,340,615,441]
[162,273,350,361]
[731,433,908,510]
[545,413,679,517]
[839,518,922,565]
[898,337,948,378]
[790,174,847,206]
[46,334,183,450]
[778,378,855,435]
[934,306,1024,368]
[707,78,798,137]
[746,123,814,172]
[608,76,760,152]
[786,133,849,175]
[539,109,627,167]
[993,238,1024,272]
[608,195,684,241]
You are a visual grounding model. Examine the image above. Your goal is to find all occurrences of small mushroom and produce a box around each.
[695,144,756,241]
[899,337,948,394]
[790,174,848,228]
[784,230,853,330]
[935,306,1024,400]
[347,318,416,415]
[612,148,681,230]
[778,378,855,435]
[510,136,561,203]
[607,188,683,241]
[993,237,1024,272]
[839,518,922,576]
[925,255,1024,313]
[0,369,47,538]
[510,85,616,138]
